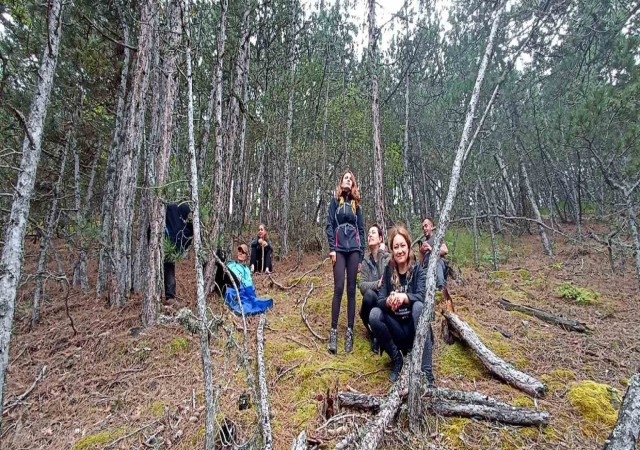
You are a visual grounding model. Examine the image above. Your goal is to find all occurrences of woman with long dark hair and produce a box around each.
[326,170,365,354]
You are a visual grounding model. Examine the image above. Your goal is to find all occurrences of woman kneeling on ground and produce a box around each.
[370,225,435,384]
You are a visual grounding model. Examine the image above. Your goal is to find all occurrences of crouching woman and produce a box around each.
[370,225,435,384]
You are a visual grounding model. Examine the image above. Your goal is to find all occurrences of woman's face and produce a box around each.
[341,172,354,190]
[237,247,248,262]
[392,234,409,266]
[368,226,382,247]
[258,225,266,238]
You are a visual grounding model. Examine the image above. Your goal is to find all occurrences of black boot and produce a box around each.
[345,327,354,353]
[382,341,403,383]
[328,328,337,354]
[371,337,380,354]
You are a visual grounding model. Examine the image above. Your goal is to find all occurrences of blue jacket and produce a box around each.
[326,196,365,262]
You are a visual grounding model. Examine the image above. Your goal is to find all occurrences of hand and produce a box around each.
[250,265,254,273]
[358,263,362,273]
[377,278,382,289]
[258,238,265,246]
[385,292,396,310]
[330,252,336,266]
[421,242,432,253]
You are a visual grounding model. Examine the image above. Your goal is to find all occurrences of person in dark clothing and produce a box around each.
[417,217,448,289]
[164,203,194,300]
[326,170,365,354]
[250,224,273,273]
[358,224,389,353]
[370,225,435,384]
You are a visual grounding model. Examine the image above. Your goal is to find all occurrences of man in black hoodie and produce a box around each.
[164,203,193,300]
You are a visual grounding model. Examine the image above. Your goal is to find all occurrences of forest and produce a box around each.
[0,0,639,449]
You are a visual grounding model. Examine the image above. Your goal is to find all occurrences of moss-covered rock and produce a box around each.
[71,428,126,450]
[567,380,621,430]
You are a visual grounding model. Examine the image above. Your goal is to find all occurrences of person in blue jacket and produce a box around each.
[326,170,365,354]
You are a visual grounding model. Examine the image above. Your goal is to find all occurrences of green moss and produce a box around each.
[541,369,576,393]
[147,400,167,417]
[283,347,312,362]
[441,418,471,446]
[438,342,487,379]
[551,262,564,270]
[71,428,126,450]
[168,337,190,355]
[500,287,527,301]
[490,270,510,279]
[292,402,317,427]
[512,395,535,408]
[567,380,621,428]
[555,282,599,304]
[286,275,322,285]
[517,269,532,281]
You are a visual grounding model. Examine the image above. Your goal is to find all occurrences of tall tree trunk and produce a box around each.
[494,148,517,216]
[184,10,217,447]
[626,197,640,288]
[0,0,69,424]
[97,0,131,295]
[142,0,182,327]
[32,136,70,327]
[72,122,89,291]
[282,7,297,256]
[108,0,157,306]
[519,153,552,256]
[204,0,229,296]
[408,4,505,431]
[368,0,386,236]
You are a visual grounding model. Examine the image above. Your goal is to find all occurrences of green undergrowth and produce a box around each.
[540,369,576,393]
[444,227,512,267]
[285,275,322,286]
[147,400,167,417]
[555,282,599,304]
[168,336,190,355]
[71,427,128,450]
[567,380,621,438]
[440,417,471,447]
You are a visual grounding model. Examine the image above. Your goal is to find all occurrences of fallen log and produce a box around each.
[603,373,640,450]
[444,311,547,397]
[257,314,273,450]
[429,400,549,426]
[339,386,549,427]
[499,298,588,333]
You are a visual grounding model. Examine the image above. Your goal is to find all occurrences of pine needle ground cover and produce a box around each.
[3,226,639,449]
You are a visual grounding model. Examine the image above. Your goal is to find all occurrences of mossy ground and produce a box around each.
[4,226,639,449]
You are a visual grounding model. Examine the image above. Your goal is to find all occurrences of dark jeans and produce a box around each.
[164,262,176,299]
[360,288,378,333]
[369,302,433,374]
[331,251,360,329]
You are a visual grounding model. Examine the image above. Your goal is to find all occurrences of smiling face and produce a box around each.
[392,234,409,266]
[340,172,354,191]
[258,224,266,239]
[422,219,434,237]
[368,226,383,248]
[237,245,248,262]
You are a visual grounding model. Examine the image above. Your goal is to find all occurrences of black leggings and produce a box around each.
[331,251,360,329]
[360,288,378,332]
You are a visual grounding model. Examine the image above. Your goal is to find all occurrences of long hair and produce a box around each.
[388,225,415,290]
[258,223,267,239]
[335,170,361,208]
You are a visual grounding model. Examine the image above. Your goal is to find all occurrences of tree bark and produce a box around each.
[498,298,588,333]
[184,9,217,447]
[409,4,506,430]
[291,431,307,450]
[444,311,547,397]
[518,152,552,256]
[603,373,640,450]
[72,129,89,291]
[428,400,549,426]
[257,314,273,449]
[0,0,69,424]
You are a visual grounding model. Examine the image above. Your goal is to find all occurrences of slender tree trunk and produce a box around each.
[494,148,517,216]
[84,141,100,213]
[204,0,229,295]
[97,0,131,295]
[408,4,505,431]
[282,8,297,256]
[0,0,69,424]
[32,138,70,327]
[472,183,479,269]
[108,0,157,306]
[368,0,386,235]
[184,11,217,447]
[519,154,552,256]
[626,197,640,288]
[72,126,89,291]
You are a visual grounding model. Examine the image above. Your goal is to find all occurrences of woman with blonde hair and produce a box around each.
[325,170,365,354]
[370,225,434,384]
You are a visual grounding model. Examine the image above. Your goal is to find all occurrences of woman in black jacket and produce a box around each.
[250,224,273,273]
[326,170,365,354]
[370,225,434,384]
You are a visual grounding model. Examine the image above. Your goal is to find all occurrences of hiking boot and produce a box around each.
[328,328,337,354]
[371,337,380,354]
[381,341,403,382]
[422,370,436,388]
[345,327,354,353]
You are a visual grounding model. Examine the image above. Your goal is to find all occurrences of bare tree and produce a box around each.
[0,0,70,423]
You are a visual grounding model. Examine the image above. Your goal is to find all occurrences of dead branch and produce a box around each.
[291,430,307,450]
[444,311,547,397]
[2,365,47,414]
[269,258,328,291]
[105,421,159,449]
[429,400,549,426]
[603,373,640,450]
[301,283,328,341]
[499,298,589,333]
[257,314,273,449]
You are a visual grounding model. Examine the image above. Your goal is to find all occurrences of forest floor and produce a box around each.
[2,222,639,450]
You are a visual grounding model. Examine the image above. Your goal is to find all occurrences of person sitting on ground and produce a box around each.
[250,223,273,273]
[164,202,193,301]
[370,225,435,384]
[214,244,251,297]
[417,217,449,289]
[358,224,390,353]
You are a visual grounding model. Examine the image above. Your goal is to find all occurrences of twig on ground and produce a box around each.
[105,421,158,449]
[269,258,328,291]
[2,365,47,414]
[300,284,327,341]
[271,360,306,387]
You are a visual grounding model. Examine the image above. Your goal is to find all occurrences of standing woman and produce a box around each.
[326,170,365,354]
[370,225,434,384]
[250,224,273,273]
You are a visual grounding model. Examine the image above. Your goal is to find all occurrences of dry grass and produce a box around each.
[3,223,639,449]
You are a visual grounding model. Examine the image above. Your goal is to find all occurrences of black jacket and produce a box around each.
[165,203,193,253]
[325,196,365,261]
[250,237,273,272]
[377,263,426,320]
